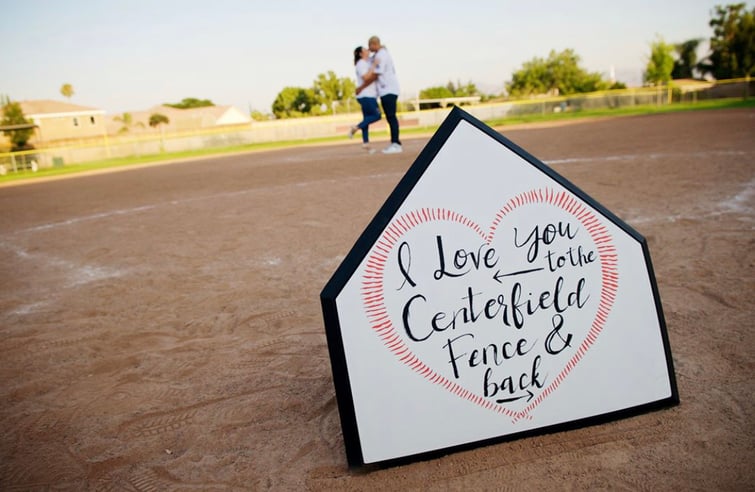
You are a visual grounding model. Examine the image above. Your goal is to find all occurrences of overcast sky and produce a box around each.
[1,0,733,115]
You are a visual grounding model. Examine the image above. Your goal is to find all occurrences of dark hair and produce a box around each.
[353,46,363,65]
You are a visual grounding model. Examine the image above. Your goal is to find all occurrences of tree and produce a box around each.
[114,112,145,133]
[60,83,74,100]
[149,113,170,152]
[419,86,454,99]
[672,39,703,79]
[418,80,481,108]
[271,71,356,118]
[419,80,480,99]
[250,110,267,121]
[148,113,170,128]
[164,97,214,109]
[447,80,480,97]
[271,86,316,118]
[699,3,755,79]
[506,49,611,97]
[1,100,34,150]
[312,71,355,115]
[644,37,675,86]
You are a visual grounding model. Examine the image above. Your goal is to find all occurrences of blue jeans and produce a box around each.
[357,97,381,143]
[380,94,400,145]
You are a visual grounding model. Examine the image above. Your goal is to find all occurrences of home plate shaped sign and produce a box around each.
[321,107,678,467]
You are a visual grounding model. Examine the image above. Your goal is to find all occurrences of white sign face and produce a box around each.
[321,108,678,467]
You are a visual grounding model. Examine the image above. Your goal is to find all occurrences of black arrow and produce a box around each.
[496,389,534,403]
[493,267,544,283]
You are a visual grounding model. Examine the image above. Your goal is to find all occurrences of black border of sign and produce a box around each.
[320,106,679,468]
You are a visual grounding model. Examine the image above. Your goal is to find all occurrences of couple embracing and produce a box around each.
[350,36,402,154]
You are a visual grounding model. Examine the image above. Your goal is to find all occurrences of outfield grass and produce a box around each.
[2,98,753,184]
[484,97,755,127]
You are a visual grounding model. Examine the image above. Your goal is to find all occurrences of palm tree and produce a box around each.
[60,83,74,100]
[114,112,145,134]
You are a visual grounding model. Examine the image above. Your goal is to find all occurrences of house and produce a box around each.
[20,100,106,143]
[106,105,251,135]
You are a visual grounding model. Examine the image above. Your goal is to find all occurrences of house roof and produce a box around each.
[0,123,38,131]
[105,104,250,135]
[145,105,250,125]
[148,104,246,118]
[673,79,715,92]
[20,99,105,117]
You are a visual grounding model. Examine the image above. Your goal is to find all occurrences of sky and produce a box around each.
[0,0,736,116]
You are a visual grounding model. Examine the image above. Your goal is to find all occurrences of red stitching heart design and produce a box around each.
[362,188,618,422]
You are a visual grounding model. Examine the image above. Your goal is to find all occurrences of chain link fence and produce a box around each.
[1,78,752,176]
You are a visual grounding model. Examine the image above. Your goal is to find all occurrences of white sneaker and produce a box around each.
[382,143,403,154]
[362,143,376,154]
[348,126,358,139]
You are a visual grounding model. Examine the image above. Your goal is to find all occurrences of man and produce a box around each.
[356,35,402,154]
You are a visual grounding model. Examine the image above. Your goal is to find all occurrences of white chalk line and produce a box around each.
[23,204,159,233]
[544,149,749,165]
[12,172,401,236]
[546,151,754,226]
[9,149,754,236]
[719,177,755,214]
[0,239,129,317]
[9,300,51,316]
[0,240,127,287]
[12,149,752,237]
[619,176,755,226]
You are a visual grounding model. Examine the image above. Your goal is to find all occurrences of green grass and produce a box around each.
[2,98,753,184]
[0,137,351,183]
[483,97,755,127]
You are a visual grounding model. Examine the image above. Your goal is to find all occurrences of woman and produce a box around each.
[350,46,381,153]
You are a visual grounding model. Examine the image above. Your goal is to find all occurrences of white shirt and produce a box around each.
[355,58,378,99]
[373,47,400,96]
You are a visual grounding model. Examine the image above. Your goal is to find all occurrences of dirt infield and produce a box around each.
[1,109,753,490]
